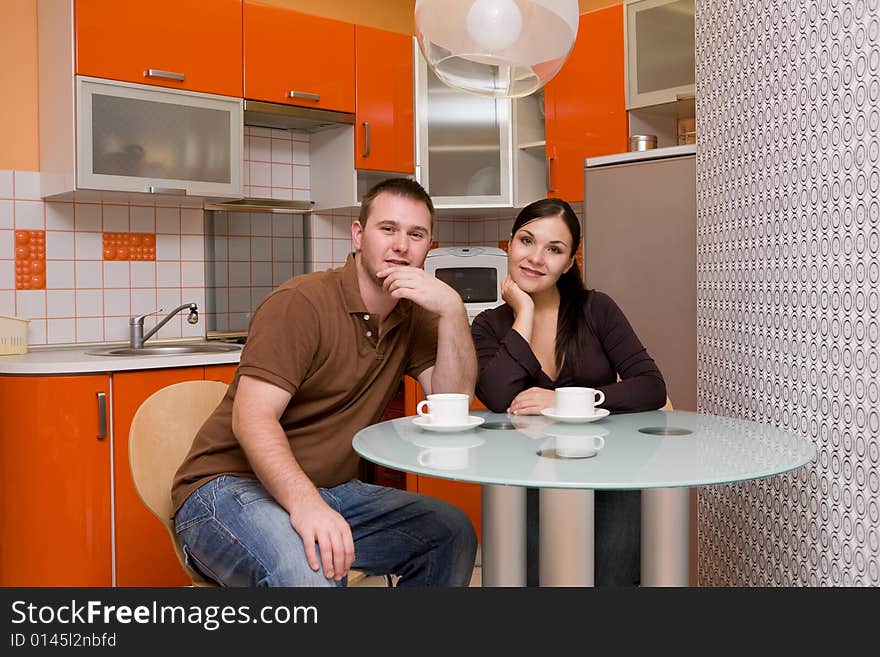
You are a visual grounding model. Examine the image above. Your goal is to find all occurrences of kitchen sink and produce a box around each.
[87,342,242,357]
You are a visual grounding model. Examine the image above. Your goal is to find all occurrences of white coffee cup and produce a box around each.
[417,446,470,470]
[555,386,605,417]
[554,434,605,458]
[416,393,470,426]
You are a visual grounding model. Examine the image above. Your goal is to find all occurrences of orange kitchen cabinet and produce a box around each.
[75,0,243,97]
[204,363,238,384]
[403,376,484,541]
[354,25,414,173]
[244,1,355,113]
[543,6,628,201]
[0,374,112,586]
[112,367,207,586]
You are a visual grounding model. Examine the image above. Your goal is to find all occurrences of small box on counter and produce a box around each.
[0,315,30,355]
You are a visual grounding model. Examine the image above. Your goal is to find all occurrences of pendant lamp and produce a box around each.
[415,0,579,98]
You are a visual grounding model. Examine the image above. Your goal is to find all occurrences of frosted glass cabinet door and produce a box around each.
[415,46,512,207]
[76,76,243,197]
[624,0,695,109]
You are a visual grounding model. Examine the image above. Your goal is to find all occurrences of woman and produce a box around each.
[471,198,667,586]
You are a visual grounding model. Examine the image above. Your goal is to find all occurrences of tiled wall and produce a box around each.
[242,126,311,201]
[206,210,307,333]
[0,169,207,346]
[303,204,585,272]
[208,206,530,332]
[308,209,524,270]
[3,123,572,346]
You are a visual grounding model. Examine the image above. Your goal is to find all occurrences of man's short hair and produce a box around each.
[358,177,435,227]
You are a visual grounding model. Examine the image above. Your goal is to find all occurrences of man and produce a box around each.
[171,178,478,587]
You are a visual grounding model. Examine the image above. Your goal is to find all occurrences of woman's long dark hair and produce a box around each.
[510,198,588,373]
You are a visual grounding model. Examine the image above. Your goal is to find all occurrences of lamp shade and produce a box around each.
[415,0,579,98]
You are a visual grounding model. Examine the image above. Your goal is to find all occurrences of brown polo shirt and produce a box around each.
[171,254,438,514]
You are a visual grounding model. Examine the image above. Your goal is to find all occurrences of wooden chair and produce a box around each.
[128,379,382,587]
[129,380,228,587]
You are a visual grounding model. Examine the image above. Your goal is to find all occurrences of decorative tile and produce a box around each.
[102,232,156,261]
[14,230,46,290]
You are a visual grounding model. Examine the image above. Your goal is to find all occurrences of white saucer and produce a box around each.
[412,416,486,433]
[541,407,610,424]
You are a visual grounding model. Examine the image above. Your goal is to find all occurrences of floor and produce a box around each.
[352,546,482,587]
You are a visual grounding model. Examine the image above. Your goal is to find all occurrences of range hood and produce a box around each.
[243,99,355,134]
[205,100,355,213]
[204,198,314,213]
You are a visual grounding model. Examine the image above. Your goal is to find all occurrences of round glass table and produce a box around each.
[353,410,816,586]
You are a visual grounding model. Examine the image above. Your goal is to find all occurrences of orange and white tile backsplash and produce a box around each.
[1,130,576,346]
[243,126,310,201]
[0,169,208,346]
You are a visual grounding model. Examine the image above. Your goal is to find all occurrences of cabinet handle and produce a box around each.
[144,68,185,82]
[147,186,187,195]
[287,90,321,102]
[96,392,107,441]
[546,155,556,193]
[361,121,371,158]
[676,92,696,101]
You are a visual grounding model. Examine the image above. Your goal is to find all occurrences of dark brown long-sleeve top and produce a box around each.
[471,289,667,413]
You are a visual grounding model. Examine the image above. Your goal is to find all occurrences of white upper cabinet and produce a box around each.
[624,0,695,109]
[38,0,243,201]
[414,42,545,208]
[74,77,243,198]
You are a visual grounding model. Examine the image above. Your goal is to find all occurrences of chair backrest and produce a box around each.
[128,380,229,586]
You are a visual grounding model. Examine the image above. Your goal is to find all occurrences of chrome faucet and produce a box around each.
[129,303,199,348]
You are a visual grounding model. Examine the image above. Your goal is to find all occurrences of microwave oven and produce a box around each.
[424,246,508,324]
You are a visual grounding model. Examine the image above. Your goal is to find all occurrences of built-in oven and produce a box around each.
[424,246,508,324]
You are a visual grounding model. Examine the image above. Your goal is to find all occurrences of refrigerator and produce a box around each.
[583,145,697,411]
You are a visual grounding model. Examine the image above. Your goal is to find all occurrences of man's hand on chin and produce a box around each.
[376,266,465,318]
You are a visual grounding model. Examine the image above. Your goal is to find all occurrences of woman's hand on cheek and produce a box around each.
[501,275,534,316]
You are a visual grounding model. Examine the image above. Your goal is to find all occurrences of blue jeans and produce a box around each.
[175,476,477,587]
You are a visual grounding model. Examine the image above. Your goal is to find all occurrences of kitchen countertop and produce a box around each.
[584,143,697,168]
[0,343,241,375]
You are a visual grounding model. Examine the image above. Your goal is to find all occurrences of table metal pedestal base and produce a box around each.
[539,489,594,587]
[481,484,526,586]
[481,485,690,587]
[641,487,690,586]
